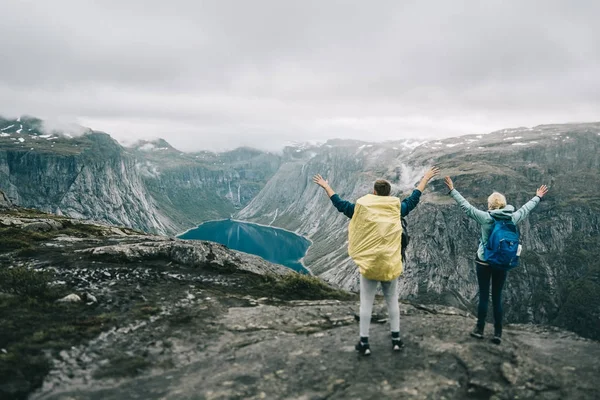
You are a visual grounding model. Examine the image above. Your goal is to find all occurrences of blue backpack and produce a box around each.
[484,217,520,269]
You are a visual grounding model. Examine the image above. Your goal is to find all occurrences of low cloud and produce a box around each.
[40,119,90,138]
[1,1,599,151]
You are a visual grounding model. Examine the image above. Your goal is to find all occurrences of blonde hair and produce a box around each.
[488,192,507,210]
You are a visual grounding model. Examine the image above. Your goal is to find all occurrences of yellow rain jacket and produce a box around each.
[348,194,403,281]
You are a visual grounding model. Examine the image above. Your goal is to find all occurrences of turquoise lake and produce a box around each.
[178,219,311,273]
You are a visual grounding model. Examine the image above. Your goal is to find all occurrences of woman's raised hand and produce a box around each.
[444,176,454,191]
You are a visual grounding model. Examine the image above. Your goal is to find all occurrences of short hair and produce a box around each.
[374,179,391,196]
[488,192,507,210]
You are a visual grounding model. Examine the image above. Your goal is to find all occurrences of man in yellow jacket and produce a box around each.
[313,167,439,355]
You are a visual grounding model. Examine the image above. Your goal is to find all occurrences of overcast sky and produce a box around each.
[1,1,598,151]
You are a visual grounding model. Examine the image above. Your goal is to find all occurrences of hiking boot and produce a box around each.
[355,341,371,356]
[492,331,502,345]
[392,338,405,351]
[470,325,484,339]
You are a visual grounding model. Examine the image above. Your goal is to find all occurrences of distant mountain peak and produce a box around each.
[0,115,93,140]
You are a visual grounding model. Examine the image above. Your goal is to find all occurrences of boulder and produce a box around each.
[57,294,82,303]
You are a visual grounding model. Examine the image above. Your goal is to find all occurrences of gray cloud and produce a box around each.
[1,0,599,151]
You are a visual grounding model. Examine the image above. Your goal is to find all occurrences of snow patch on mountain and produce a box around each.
[285,140,323,151]
[399,140,425,150]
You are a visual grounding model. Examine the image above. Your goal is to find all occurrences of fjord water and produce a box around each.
[178,220,311,273]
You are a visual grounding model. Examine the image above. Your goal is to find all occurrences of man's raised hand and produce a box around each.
[536,185,549,198]
[312,174,329,188]
[424,166,440,181]
[416,166,440,192]
[313,174,336,197]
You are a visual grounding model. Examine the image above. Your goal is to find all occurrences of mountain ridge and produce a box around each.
[2,115,599,341]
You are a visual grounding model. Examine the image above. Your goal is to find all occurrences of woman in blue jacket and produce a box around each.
[444,176,548,344]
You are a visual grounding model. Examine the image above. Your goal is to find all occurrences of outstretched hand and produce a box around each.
[536,185,549,198]
[312,174,329,189]
[313,174,335,197]
[416,166,440,192]
[424,166,440,181]
[444,176,454,191]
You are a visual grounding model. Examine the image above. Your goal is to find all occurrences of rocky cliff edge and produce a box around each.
[0,208,598,400]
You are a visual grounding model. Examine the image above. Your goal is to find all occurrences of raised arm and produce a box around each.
[401,189,421,217]
[312,174,355,218]
[444,176,492,225]
[416,167,440,193]
[401,167,439,216]
[513,185,548,223]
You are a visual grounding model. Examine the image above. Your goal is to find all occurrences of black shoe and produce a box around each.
[491,332,502,345]
[392,338,405,351]
[470,326,484,339]
[355,341,371,356]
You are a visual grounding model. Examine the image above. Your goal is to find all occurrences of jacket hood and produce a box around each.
[489,205,515,219]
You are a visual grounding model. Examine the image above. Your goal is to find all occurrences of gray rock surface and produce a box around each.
[0,209,299,399]
[1,209,599,400]
[0,190,10,208]
[31,301,600,400]
[79,238,293,277]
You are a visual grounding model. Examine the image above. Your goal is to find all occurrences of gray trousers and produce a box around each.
[359,274,400,337]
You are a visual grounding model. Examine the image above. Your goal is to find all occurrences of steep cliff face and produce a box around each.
[397,125,600,329]
[0,120,175,233]
[237,124,600,331]
[0,116,281,235]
